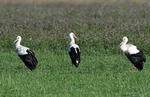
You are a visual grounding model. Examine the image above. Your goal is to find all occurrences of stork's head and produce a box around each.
[14,36,22,43]
[120,36,128,45]
[69,32,77,39]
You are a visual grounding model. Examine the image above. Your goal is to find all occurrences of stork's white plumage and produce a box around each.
[15,36,29,55]
[120,36,146,71]
[15,36,38,71]
[120,37,139,54]
[68,33,81,67]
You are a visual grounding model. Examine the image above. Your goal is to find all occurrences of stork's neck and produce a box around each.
[16,41,21,47]
[120,43,128,52]
[70,37,75,45]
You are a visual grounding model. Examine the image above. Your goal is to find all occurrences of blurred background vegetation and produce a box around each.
[0,0,149,4]
[0,0,150,55]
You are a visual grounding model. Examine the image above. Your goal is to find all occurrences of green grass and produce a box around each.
[0,1,150,97]
[0,51,149,97]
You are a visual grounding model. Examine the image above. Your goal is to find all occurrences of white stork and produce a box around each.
[14,36,38,71]
[120,36,146,72]
[68,33,81,67]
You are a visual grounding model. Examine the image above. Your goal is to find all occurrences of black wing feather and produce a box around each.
[125,50,146,70]
[68,47,81,67]
[19,49,38,71]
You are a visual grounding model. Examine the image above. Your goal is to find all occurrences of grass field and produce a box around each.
[0,52,150,97]
[0,0,149,4]
[0,0,150,97]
